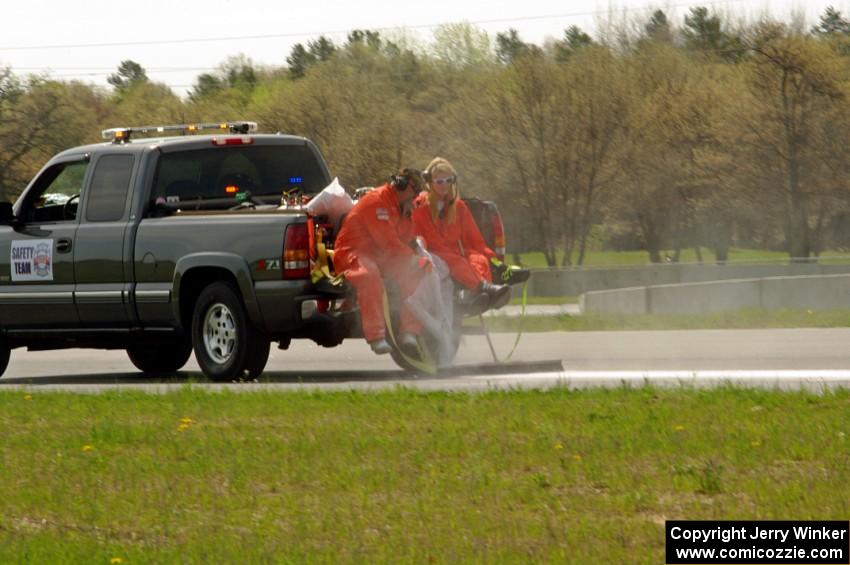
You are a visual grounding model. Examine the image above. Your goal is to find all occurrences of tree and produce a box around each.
[614,44,708,263]
[107,60,148,93]
[557,47,629,265]
[346,29,384,51]
[286,44,316,80]
[682,7,724,50]
[811,6,850,36]
[553,26,594,63]
[309,36,337,62]
[108,81,185,127]
[644,10,674,43]
[190,55,259,105]
[0,78,104,200]
[431,23,494,69]
[0,67,22,104]
[737,23,848,259]
[252,56,411,189]
[286,36,336,79]
[495,29,541,64]
[443,56,568,266]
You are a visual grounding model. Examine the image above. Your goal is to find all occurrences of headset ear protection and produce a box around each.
[391,168,423,193]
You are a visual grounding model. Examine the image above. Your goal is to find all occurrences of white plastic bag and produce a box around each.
[305,177,354,230]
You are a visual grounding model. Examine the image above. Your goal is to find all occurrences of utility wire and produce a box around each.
[0,0,746,52]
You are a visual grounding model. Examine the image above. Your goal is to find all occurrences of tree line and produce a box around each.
[4,7,850,265]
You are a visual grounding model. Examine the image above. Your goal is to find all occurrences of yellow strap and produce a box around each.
[382,290,437,375]
[310,232,345,286]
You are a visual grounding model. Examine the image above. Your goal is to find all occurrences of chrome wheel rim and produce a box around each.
[203,303,237,364]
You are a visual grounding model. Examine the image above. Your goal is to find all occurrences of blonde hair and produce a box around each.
[424,157,459,223]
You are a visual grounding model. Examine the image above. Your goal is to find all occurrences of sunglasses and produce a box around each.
[431,176,456,185]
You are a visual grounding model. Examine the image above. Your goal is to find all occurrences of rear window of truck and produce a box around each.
[150,145,328,209]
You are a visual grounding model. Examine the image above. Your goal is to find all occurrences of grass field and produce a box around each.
[480,308,850,332]
[1,387,848,563]
[516,248,850,268]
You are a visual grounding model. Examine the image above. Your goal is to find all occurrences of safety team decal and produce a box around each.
[11,239,53,281]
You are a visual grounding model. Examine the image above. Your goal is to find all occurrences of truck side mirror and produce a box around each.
[0,202,13,226]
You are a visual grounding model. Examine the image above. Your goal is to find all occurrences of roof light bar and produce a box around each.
[101,121,258,143]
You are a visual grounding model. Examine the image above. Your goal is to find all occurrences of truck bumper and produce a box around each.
[254,280,357,346]
[253,280,314,333]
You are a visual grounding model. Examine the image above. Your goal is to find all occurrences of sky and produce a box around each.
[3,0,849,95]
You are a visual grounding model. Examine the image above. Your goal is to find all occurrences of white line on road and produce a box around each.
[465,369,850,392]
[5,369,850,393]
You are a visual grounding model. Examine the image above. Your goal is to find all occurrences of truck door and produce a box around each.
[0,157,89,328]
[73,153,136,326]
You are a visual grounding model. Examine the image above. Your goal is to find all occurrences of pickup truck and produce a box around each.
[0,121,355,381]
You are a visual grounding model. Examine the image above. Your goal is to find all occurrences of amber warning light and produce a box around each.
[101,121,257,143]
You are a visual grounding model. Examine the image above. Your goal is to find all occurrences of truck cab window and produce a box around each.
[86,155,135,222]
[21,160,89,223]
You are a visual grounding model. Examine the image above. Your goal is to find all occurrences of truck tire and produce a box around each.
[0,341,10,378]
[245,338,271,378]
[127,339,192,374]
[192,281,270,382]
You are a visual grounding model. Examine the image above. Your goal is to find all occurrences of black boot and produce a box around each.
[459,286,491,316]
[480,281,511,310]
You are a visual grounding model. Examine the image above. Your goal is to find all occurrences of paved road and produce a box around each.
[3,328,850,392]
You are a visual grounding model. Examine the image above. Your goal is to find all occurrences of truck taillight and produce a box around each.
[492,213,506,260]
[283,223,310,279]
[307,216,317,261]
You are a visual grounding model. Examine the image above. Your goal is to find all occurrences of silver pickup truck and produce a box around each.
[0,121,349,381]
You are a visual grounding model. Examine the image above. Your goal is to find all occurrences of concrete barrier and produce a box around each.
[523,262,850,297]
[581,273,850,315]
[760,274,850,311]
[648,279,761,315]
[579,287,648,315]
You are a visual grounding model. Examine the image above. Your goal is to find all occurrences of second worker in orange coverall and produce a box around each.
[333,169,430,357]
[412,157,511,313]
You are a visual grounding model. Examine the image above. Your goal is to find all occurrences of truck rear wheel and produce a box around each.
[0,341,10,378]
[192,281,270,382]
[127,339,192,374]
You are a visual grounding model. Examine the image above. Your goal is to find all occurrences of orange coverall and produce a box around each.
[411,195,495,290]
[333,183,423,342]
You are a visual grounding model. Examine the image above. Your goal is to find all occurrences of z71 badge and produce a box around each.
[257,259,281,271]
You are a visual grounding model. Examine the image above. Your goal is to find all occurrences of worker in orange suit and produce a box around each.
[333,169,430,357]
[412,157,510,313]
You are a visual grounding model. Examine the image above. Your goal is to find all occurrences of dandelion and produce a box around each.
[751,440,761,447]
[110,558,124,564]
[674,425,685,432]
[839,432,846,440]
[82,445,94,452]
[553,443,563,450]
[23,394,32,401]
[573,454,583,461]
[177,417,195,433]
